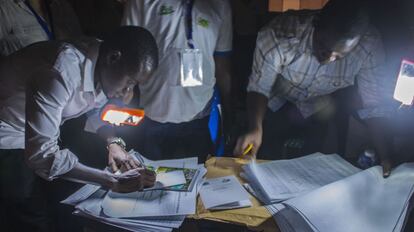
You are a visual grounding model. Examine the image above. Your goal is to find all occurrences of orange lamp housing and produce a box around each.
[101,104,145,126]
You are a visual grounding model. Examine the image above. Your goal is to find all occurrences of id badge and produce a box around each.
[180,49,203,87]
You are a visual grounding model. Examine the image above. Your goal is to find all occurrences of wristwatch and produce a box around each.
[107,137,127,150]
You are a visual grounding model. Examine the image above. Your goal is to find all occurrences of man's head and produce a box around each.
[96,26,158,101]
[312,0,370,64]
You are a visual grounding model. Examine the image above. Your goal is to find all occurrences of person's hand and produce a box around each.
[110,168,156,193]
[108,143,141,173]
[381,158,393,178]
[233,127,263,158]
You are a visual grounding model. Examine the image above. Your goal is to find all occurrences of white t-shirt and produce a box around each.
[122,0,232,123]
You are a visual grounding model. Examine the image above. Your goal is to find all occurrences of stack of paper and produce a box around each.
[199,175,252,210]
[74,189,186,232]
[132,150,201,192]
[242,153,360,204]
[102,164,205,218]
[266,163,414,232]
[62,155,207,232]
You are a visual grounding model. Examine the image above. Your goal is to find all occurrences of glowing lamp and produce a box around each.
[394,59,414,106]
[101,104,145,126]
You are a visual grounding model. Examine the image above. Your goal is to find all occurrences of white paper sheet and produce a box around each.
[151,170,186,189]
[101,165,206,218]
[200,175,251,210]
[243,153,360,203]
[130,150,198,169]
[75,189,184,232]
[61,184,101,206]
[271,163,414,232]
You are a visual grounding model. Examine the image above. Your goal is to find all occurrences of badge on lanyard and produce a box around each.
[179,0,203,87]
[180,48,203,87]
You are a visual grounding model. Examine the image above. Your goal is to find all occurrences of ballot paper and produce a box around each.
[242,153,360,204]
[74,189,184,232]
[148,169,186,190]
[267,163,414,232]
[199,175,252,210]
[101,164,207,218]
[60,184,101,206]
[131,150,198,169]
[285,163,414,232]
[131,150,200,192]
[266,163,414,232]
[62,154,206,232]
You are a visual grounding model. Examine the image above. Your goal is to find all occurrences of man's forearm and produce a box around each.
[365,117,393,173]
[61,162,116,188]
[246,92,268,131]
[215,56,232,125]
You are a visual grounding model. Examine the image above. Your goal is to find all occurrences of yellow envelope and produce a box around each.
[189,157,280,232]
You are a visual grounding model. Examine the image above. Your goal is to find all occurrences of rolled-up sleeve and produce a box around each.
[25,69,78,181]
[356,36,395,119]
[247,29,284,98]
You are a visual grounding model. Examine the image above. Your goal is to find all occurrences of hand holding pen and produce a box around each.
[233,128,262,158]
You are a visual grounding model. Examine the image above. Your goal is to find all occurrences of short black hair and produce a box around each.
[314,0,370,40]
[100,26,158,74]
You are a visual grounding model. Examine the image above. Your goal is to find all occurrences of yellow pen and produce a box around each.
[242,143,254,156]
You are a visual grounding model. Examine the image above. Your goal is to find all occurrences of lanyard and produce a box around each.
[185,0,195,49]
[24,0,54,40]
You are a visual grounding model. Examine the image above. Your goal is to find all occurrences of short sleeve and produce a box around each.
[121,0,143,26]
[214,0,232,53]
[247,29,284,98]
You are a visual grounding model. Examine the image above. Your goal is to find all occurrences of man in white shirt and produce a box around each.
[0,26,157,231]
[121,0,233,160]
[234,0,395,176]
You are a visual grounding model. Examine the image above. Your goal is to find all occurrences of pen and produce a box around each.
[242,143,254,157]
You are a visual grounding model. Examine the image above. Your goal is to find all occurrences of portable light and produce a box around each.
[101,104,145,126]
[393,59,414,106]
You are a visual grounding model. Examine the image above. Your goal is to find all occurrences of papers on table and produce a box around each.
[149,170,186,190]
[61,184,101,206]
[102,164,206,218]
[74,189,184,232]
[242,153,360,204]
[266,163,414,232]
[131,150,200,192]
[199,175,252,210]
[62,154,206,232]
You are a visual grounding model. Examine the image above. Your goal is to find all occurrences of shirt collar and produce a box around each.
[73,39,108,105]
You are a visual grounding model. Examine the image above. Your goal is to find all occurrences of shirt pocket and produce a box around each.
[192,11,221,54]
[308,73,355,98]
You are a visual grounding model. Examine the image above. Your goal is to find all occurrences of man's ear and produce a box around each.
[106,50,122,66]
